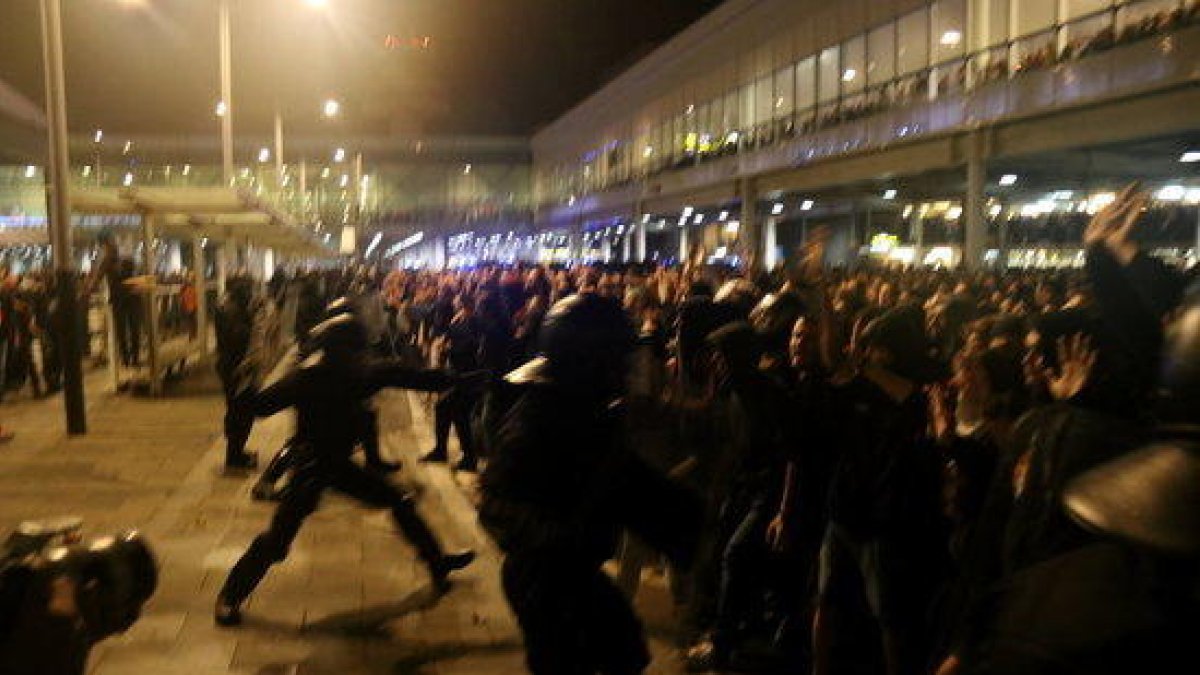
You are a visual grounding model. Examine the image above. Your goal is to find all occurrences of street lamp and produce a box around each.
[37,0,87,434]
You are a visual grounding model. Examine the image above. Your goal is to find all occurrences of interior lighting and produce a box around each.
[842,69,858,82]
[719,210,730,221]
[641,214,651,224]
[322,99,341,118]
[902,204,914,218]
[682,206,694,218]
[182,164,191,176]
[989,204,1003,218]
[801,200,815,211]
[24,165,36,178]
[123,172,134,186]
[122,140,133,155]
[642,146,654,158]
[1179,151,1200,163]
[999,174,1018,186]
[1085,192,1116,213]
[940,30,962,46]
[340,174,350,188]
[883,189,897,200]
[333,147,346,163]
[771,203,785,215]
[93,129,103,143]
[947,206,963,220]
[1051,190,1074,200]
[215,101,227,117]
[82,165,92,177]
[725,131,740,145]
[1157,185,1186,201]
[257,147,270,163]
[724,221,740,234]
[1183,188,1200,204]
[463,163,472,175]
[694,214,704,224]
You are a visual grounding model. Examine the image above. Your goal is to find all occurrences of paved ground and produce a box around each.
[0,364,686,674]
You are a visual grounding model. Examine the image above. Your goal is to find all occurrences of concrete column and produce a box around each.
[964,132,988,271]
[763,217,778,270]
[215,241,228,297]
[911,210,926,268]
[739,178,760,272]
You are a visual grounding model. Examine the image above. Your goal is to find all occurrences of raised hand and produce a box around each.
[1044,333,1098,402]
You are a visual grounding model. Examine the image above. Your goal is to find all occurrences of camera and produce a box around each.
[0,517,157,675]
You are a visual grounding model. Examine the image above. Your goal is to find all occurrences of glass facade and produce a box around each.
[537,0,1196,206]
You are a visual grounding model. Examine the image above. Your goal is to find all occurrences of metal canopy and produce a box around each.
[67,186,334,255]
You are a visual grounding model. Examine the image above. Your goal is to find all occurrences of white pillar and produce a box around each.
[636,220,647,262]
[679,225,689,265]
[764,217,778,270]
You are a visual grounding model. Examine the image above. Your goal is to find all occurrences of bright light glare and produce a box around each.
[801,200,815,211]
[322,99,341,118]
[883,189,897,200]
[1180,151,1200,163]
[123,172,134,186]
[333,147,346,163]
[999,174,1018,186]
[215,100,227,117]
[1157,185,1186,201]
[842,69,858,82]
[771,203,785,215]
[257,148,270,163]
[304,0,329,7]
[24,165,36,178]
[940,30,962,46]
[93,129,103,143]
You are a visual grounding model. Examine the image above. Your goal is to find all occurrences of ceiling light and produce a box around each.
[682,206,694,218]
[215,101,227,117]
[842,69,858,82]
[641,214,651,224]
[771,203,785,215]
[1180,151,1200,163]
[801,200,814,211]
[93,129,103,143]
[999,174,1018,186]
[1051,190,1074,200]
[24,165,36,178]
[257,147,270,163]
[940,30,962,46]
[719,210,730,221]
[333,148,346,163]
[883,189,897,200]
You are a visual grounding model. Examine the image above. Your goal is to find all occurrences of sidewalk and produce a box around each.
[0,369,687,674]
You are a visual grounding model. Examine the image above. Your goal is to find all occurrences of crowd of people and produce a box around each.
[206,183,1197,674]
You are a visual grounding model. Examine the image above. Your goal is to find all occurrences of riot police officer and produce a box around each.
[215,314,475,626]
[481,292,701,674]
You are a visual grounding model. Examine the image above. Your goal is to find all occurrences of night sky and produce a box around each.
[0,0,724,138]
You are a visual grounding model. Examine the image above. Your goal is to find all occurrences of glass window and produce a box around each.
[1065,0,1111,20]
[971,0,1010,49]
[868,23,897,85]
[897,8,930,75]
[723,91,739,132]
[841,36,866,95]
[931,0,967,63]
[818,46,840,103]
[774,65,795,118]
[740,83,756,128]
[795,56,816,111]
[755,76,774,124]
[1121,0,1180,27]
[1015,0,1056,37]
